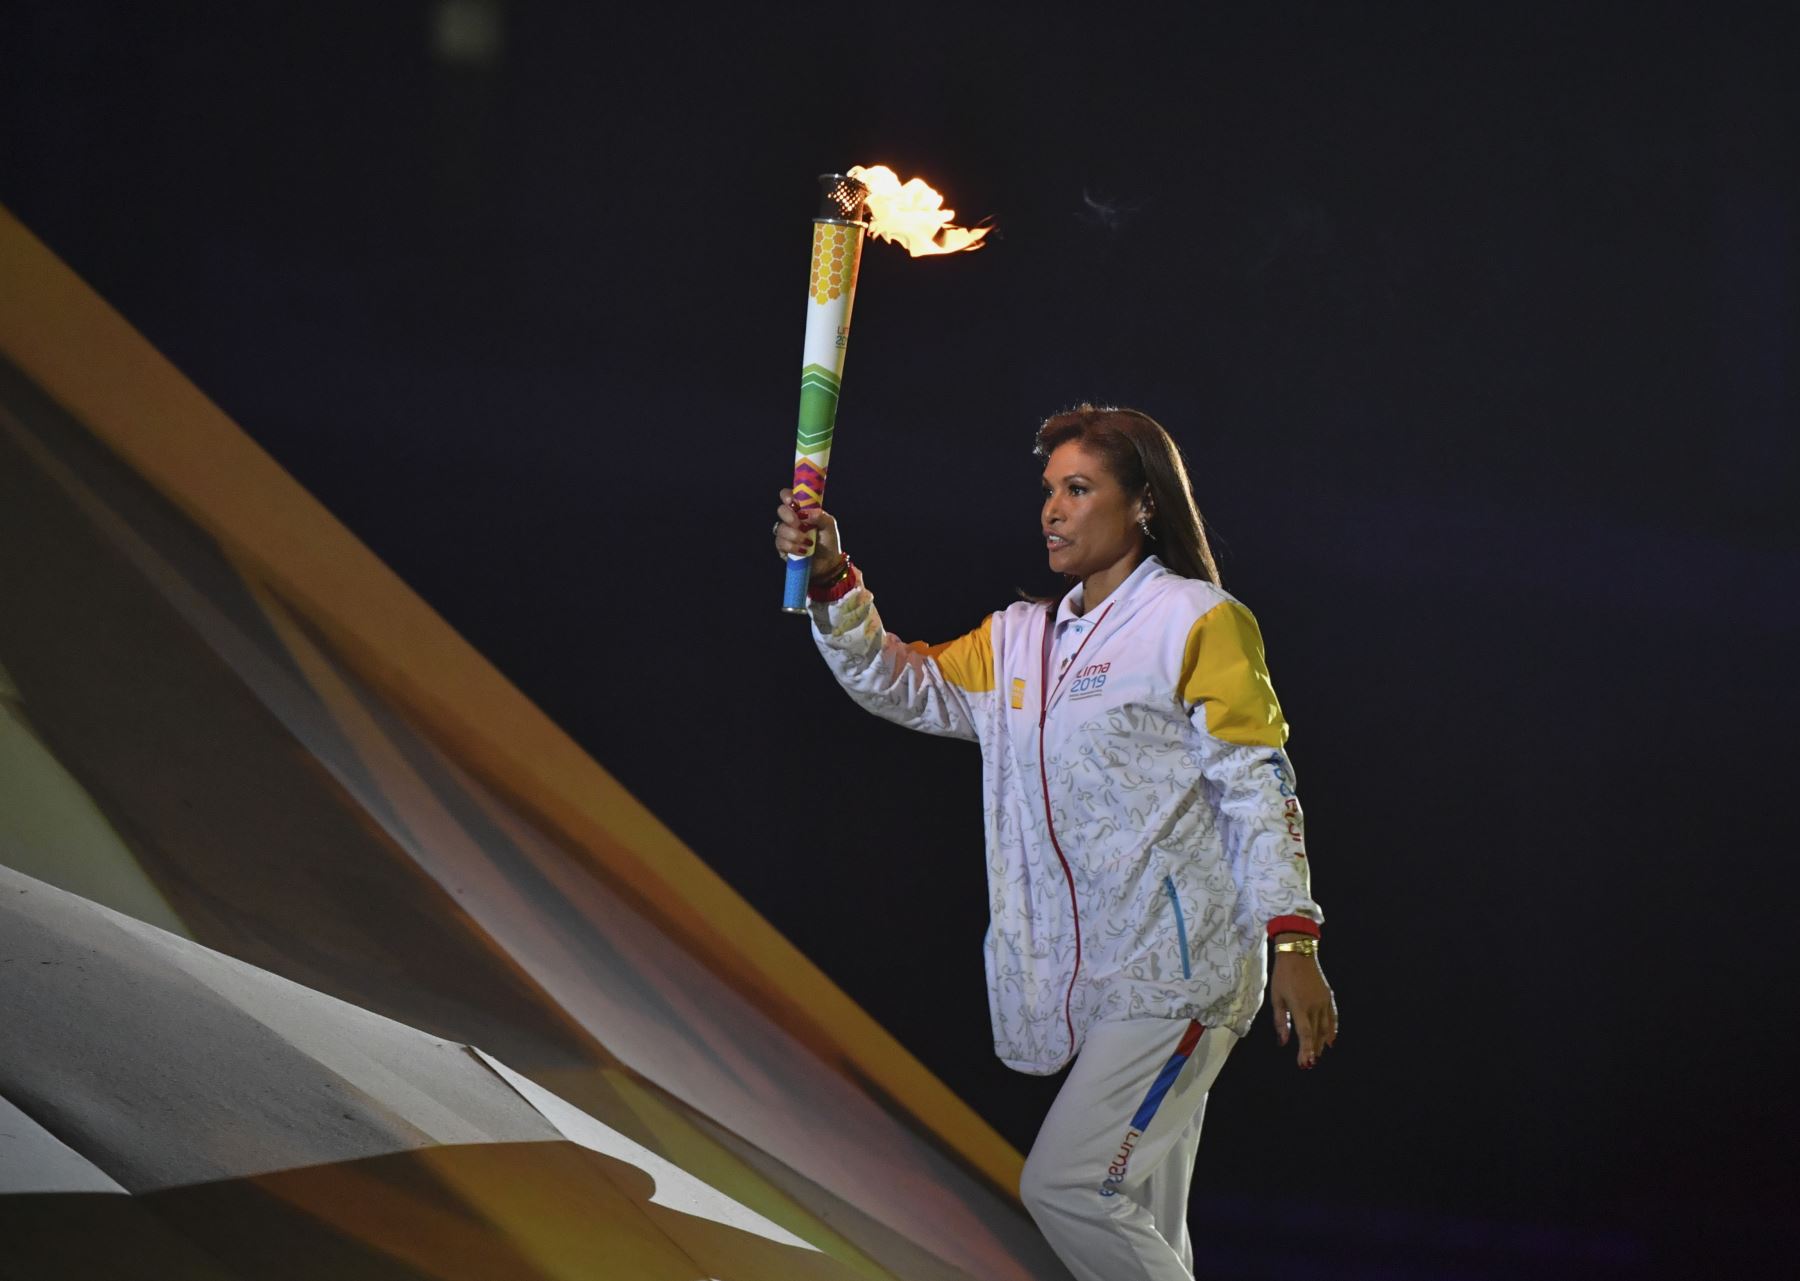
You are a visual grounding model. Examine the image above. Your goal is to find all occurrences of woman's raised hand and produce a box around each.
[774,487,843,570]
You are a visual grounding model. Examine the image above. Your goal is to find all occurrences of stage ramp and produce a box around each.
[0,205,1067,1281]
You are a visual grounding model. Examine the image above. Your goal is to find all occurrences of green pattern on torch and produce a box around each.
[796,364,842,450]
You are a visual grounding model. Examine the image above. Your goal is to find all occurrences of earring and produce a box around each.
[1138,515,1156,539]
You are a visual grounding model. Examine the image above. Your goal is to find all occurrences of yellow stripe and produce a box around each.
[1179,601,1288,747]
[907,614,996,694]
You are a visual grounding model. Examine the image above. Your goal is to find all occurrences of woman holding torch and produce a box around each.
[772,404,1337,1281]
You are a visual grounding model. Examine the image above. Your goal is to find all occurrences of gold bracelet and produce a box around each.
[1272,937,1320,956]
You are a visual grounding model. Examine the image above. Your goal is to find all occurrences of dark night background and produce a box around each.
[3,2,1795,1275]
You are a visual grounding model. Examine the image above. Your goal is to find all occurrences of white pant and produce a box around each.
[1020,1018,1237,1281]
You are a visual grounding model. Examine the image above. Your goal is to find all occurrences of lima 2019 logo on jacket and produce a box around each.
[1068,661,1110,700]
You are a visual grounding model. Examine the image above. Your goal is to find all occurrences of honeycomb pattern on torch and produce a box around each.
[810,224,860,304]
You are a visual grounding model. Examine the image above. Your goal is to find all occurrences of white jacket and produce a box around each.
[811,555,1322,1075]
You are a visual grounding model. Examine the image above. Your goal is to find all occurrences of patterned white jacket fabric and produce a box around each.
[810,555,1323,1075]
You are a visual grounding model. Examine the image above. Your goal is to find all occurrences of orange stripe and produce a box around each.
[909,614,996,693]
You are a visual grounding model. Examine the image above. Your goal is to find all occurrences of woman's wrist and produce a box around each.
[809,552,849,585]
[807,553,855,603]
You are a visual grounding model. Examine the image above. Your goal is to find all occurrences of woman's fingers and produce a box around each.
[774,519,815,558]
[774,489,838,560]
[1297,991,1339,1068]
[1294,1009,1320,1068]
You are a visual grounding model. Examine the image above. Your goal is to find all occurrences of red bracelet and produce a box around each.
[1266,915,1321,939]
[808,555,856,603]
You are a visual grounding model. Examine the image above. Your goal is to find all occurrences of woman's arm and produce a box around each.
[775,491,992,741]
[1180,598,1337,1067]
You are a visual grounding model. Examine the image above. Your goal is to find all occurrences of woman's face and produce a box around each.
[1041,439,1146,581]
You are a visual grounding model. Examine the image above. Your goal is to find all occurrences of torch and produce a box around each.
[781,174,870,613]
[780,164,990,612]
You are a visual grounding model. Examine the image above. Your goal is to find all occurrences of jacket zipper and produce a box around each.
[1162,876,1192,980]
[1037,601,1114,1059]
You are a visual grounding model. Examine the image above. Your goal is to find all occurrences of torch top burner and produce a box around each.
[816,173,870,225]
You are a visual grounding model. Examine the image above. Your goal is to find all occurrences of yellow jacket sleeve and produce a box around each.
[1179,601,1288,748]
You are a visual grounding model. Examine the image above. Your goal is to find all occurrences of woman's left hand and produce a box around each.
[1270,944,1338,1070]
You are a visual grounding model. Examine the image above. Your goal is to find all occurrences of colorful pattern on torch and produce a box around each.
[809,224,860,302]
[784,218,865,609]
[790,460,828,510]
[796,365,840,449]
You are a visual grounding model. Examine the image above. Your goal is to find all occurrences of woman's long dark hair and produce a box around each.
[1035,404,1221,587]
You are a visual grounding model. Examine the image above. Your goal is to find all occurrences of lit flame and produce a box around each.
[847,164,990,257]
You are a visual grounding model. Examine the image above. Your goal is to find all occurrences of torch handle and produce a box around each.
[781,555,814,612]
[781,219,865,613]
